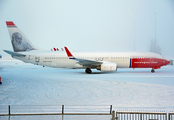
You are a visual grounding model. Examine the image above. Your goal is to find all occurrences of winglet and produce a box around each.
[64,47,74,58]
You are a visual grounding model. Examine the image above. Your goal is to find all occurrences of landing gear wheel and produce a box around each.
[151,69,155,73]
[85,68,92,74]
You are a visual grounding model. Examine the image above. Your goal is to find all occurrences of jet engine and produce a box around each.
[98,62,117,72]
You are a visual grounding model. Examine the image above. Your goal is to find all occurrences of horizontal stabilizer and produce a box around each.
[4,50,26,56]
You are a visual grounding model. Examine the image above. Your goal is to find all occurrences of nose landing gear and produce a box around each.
[151,68,155,73]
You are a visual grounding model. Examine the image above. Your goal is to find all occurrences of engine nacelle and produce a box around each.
[100,62,117,72]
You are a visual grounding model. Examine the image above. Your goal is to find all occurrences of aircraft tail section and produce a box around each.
[6,21,38,52]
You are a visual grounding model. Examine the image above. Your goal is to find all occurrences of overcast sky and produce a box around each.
[0,0,174,58]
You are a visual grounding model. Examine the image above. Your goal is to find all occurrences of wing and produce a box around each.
[64,47,103,68]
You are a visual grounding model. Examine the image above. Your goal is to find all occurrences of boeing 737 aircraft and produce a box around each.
[4,21,170,73]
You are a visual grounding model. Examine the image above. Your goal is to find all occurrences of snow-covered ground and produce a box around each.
[0,59,174,119]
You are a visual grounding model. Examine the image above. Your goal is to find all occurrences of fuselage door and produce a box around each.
[35,57,40,64]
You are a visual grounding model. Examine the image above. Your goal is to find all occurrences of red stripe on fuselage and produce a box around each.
[131,58,170,69]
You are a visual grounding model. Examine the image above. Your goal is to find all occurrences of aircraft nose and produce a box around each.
[165,59,170,65]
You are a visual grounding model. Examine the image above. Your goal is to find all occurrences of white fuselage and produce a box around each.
[12,50,165,69]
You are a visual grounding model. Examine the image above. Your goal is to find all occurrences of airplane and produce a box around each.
[4,21,170,73]
[0,54,2,58]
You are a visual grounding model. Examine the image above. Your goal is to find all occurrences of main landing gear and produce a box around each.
[151,68,155,73]
[85,68,92,74]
